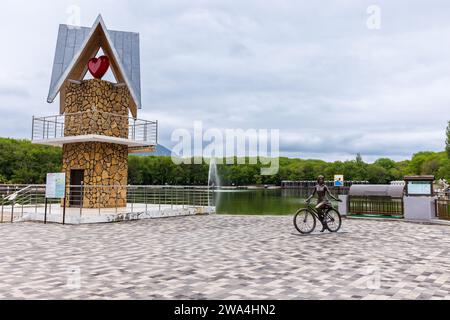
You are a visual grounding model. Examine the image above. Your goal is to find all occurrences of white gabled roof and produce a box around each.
[47,15,141,115]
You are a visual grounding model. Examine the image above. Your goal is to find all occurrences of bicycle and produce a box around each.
[293,201,342,234]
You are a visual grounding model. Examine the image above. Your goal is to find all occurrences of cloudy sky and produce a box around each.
[0,0,449,162]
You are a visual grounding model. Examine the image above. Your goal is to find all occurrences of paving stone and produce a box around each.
[0,215,450,299]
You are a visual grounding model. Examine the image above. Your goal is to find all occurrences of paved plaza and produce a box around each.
[1,215,450,300]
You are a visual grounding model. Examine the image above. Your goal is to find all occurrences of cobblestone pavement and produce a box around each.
[1,215,450,300]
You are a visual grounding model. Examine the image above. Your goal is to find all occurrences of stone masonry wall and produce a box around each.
[64,79,130,138]
[62,142,128,208]
[62,79,130,208]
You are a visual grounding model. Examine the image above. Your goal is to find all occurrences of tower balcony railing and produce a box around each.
[31,111,158,147]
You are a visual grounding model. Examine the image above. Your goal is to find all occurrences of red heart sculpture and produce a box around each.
[88,56,110,79]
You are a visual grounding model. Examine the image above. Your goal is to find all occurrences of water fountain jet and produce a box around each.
[208,158,221,210]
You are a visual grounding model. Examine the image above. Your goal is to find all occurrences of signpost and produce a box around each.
[407,182,432,196]
[46,173,66,199]
[45,173,66,224]
[403,175,436,221]
[404,175,434,197]
[334,175,344,187]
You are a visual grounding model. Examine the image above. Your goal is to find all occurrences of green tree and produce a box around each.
[128,156,144,184]
[366,165,390,184]
[437,159,450,180]
[409,152,435,175]
[356,153,363,164]
[421,158,442,176]
[374,158,396,170]
[0,138,61,184]
[3,137,450,186]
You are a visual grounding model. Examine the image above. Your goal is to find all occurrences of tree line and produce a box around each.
[127,151,450,186]
[1,121,449,186]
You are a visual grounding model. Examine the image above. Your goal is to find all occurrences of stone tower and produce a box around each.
[32,15,157,208]
[61,80,130,207]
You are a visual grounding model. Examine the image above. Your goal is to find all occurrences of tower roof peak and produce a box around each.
[47,15,141,117]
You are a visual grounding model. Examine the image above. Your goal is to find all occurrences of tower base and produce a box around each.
[62,142,128,208]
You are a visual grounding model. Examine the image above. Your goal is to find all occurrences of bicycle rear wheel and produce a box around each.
[294,209,316,234]
[324,208,342,232]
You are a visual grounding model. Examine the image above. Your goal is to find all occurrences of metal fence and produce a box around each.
[65,185,213,209]
[0,185,47,223]
[281,187,349,198]
[349,197,404,217]
[435,199,450,221]
[281,181,369,189]
[0,184,214,224]
[32,111,158,145]
[0,184,30,197]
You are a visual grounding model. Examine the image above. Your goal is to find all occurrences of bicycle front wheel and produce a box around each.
[294,209,316,234]
[324,208,342,233]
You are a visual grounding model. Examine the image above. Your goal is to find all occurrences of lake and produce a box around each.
[214,189,339,215]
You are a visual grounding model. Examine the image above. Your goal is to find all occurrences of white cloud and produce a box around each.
[0,0,448,162]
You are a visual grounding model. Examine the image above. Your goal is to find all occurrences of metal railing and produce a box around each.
[0,184,29,198]
[1,185,46,223]
[0,184,214,224]
[349,197,404,217]
[282,188,349,198]
[65,185,213,210]
[32,111,158,145]
[127,186,213,208]
[435,199,450,221]
[281,181,369,189]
